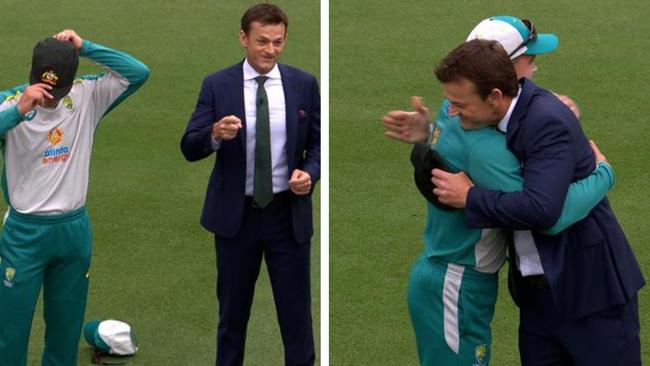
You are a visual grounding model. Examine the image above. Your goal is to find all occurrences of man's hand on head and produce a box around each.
[53,30,83,50]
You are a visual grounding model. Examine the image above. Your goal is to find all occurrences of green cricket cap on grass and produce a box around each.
[84,319,138,356]
[466,15,559,59]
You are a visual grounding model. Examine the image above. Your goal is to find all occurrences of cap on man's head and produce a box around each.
[30,38,79,100]
[466,16,559,59]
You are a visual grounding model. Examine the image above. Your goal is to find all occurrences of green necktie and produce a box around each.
[253,76,273,208]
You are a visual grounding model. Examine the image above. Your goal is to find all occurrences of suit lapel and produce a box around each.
[230,61,246,154]
[280,64,298,172]
[506,78,536,145]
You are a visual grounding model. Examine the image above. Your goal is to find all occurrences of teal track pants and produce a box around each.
[407,255,498,366]
[0,207,92,366]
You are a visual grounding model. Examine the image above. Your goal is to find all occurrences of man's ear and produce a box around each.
[487,88,504,107]
[239,30,248,48]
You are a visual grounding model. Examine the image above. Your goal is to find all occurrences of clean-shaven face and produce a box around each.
[239,21,286,74]
[512,55,538,79]
[443,78,502,130]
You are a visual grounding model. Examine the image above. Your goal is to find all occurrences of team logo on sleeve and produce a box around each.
[41,70,59,86]
[4,90,22,102]
[42,127,71,165]
[4,267,15,287]
[431,126,441,146]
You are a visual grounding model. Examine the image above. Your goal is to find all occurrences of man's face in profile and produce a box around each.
[443,78,501,130]
[239,21,286,74]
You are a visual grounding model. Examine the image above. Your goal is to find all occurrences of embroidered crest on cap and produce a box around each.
[41,70,59,86]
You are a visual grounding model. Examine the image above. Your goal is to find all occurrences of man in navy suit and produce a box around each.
[428,40,644,365]
[180,4,320,366]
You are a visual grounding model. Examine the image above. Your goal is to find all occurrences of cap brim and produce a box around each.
[50,84,73,100]
[410,144,455,211]
[524,33,559,55]
[94,331,112,354]
[83,320,101,346]
[29,75,73,100]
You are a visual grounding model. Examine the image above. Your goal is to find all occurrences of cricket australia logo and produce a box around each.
[4,267,16,288]
[42,127,71,165]
[41,70,59,86]
[473,344,488,366]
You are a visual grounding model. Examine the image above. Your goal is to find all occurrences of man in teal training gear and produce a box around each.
[407,100,613,366]
[0,29,149,366]
[384,16,613,365]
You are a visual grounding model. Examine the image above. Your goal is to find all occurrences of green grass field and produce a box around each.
[331,0,650,365]
[0,1,320,365]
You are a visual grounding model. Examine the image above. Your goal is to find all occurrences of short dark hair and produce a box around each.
[241,3,288,34]
[434,39,518,99]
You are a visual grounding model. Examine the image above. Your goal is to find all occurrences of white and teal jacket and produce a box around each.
[0,40,149,215]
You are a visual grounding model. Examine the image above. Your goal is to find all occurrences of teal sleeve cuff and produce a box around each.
[596,161,616,188]
[80,39,92,56]
[11,105,25,122]
[0,105,26,139]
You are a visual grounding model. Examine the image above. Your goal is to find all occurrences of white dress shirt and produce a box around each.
[210,59,289,195]
[243,59,289,195]
[498,88,545,276]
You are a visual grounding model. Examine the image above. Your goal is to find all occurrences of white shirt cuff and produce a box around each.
[210,134,221,150]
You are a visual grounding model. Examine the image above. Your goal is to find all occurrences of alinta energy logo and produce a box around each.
[42,127,71,165]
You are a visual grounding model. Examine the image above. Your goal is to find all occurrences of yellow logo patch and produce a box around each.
[47,127,64,145]
[474,344,488,366]
[41,70,59,86]
[4,91,22,103]
[431,126,441,146]
[63,96,73,110]
[5,267,15,282]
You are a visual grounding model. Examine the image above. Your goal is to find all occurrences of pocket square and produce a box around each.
[298,109,308,118]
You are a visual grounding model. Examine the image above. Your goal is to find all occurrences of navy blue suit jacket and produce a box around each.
[181,61,320,244]
[466,79,644,320]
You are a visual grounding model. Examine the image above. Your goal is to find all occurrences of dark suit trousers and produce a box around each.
[517,279,640,366]
[214,196,314,366]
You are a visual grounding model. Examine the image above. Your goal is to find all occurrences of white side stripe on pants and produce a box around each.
[443,263,464,354]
